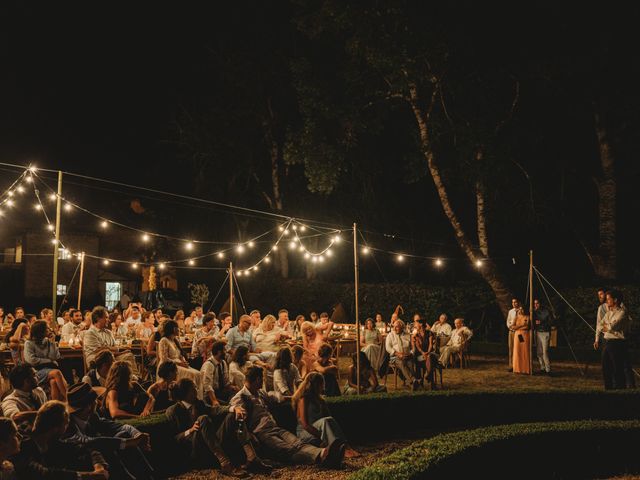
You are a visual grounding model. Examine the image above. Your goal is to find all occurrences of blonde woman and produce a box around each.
[252,315,283,353]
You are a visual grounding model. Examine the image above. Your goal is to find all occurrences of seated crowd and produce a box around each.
[0,302,472,477]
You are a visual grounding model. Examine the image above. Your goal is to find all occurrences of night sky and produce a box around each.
[2,2,640,288]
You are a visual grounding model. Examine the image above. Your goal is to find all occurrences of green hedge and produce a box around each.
[126,389,640,476]
[348,420,640,480]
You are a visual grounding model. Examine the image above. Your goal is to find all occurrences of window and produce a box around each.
[3,248,15,264]
[58,248,71,260]
[57,284,67,296]
[105,282,122,310]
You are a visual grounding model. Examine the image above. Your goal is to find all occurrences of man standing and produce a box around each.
[385,319,417,389]
[596,290,629,390]
[533,299,552,375]
[506,298,520,371]
[119,290,131,311]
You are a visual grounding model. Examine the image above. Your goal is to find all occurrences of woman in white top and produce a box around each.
[273,346,302,397]
[135,311,156,340]
[228,345,254,389]
[157,319,203,398]
[252,314,283,353]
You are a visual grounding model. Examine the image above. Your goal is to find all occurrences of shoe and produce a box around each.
[411,380,419,391]
[247,459,273,475]
[321,440,346,469]
[507,368,513,372]
[220,464,250,478]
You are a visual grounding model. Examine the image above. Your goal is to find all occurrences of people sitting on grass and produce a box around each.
[82,350,114,389]
[167,377,271,476]
[385,319,418,389]
[0,417,20,478]
[273,347,302,397]
[201,341,239,405]
[344,352,386,395]
[147,360,178,412]
[293,372,359,457]
[63,381,155,480]
[439,318,473,368]
[292,345,307,378]
[158,319,203,398]
[229,345,253,389]
[313,343,341,397]
[1,365,48,426]
[230,366,346,469]
[24,320,68,402]
[102,361,154,419]
[13,400,110,479]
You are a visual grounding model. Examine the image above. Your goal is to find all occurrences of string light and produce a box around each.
[63,203,72,211]
[272,244,278,251]
[217,251,224,259]
[46,224,54,231]
[25,176,33,183]
[333,235,341,243]
[361,246,370,255]
[318,255,325,263]
[289,240,297,250]
[100,221,108,229]
[236,270,243,277]
[475,259,484,268]
[132,263,139,269]
[284,229,290,236]
[236,244,245,254]
[298,245,305,252]
[16,186,25,193]
[396,254,405,262]
[185,242,194,251]
[264,257,271,264]
[158,263,166,270]
[253,266,258,271]
[34,204,42,210]
[103,259,110,266]
[292,225,298,231]
[7,191,14,197]
[300,225,307,232]
[6,199,14,207]
[304,252,310,259]
[278,225,285,232]
[188,259,195,266]
[248,241,255,248]
[435,258,443,267]
[142,233,150,242]
[311,256,318,263]
[50,239,57,245]
[326,249,333,257]
[48,193,56,201]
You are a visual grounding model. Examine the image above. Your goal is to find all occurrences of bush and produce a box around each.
[348,420,640,480]
[125,389,640,477]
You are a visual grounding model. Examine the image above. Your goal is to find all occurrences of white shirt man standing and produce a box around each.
[506,298,520,372]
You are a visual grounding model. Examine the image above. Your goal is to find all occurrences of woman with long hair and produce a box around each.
[273,347,302,396]
[24,320,67,401]
[361,317,385,373]
[344,351,386,395]
[5,319,29,366]
[136,311,155,340]
[252,314,283,352]
[147,360,178,412]
[292,372,357,457]
[103,361,154,419]
[157,320,203,398]
[228,345,252,389]
[513,307,531,374]
[313,343,340,397]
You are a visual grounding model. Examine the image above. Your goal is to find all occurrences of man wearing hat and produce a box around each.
[62,382,155,480]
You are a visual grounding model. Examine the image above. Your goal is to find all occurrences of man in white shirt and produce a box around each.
[201,341,238,405]
[193,305,205,328]
[506,298,520,371]
[385,319,417,388]
[249,309,262,335]
[431,314,452,350]
[124,304,143,326]
[439,318,473,367]
[1,365,48,424]
[598,290,630,390]
[276,309,294,338]
[61,308,84,343]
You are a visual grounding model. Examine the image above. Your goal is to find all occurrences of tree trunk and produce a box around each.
[408,87,513,317]
[591,110,617,280]
[475,147,489,257]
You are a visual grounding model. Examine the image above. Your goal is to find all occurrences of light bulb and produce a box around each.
[46,224,54,231]
[103,259,110,266]
[396,254,405,262]
[7,191,14,197]
[298,245,305,252]
[34,204,42,210]
[248,241,255,248]
[236,244,245,254]
[186,242,194,251]
[292,225,298,231]
[272,244,278,251]
[278,225,285,232]
[325,249,333,257]
[236,270,243,277]
[49,193,56,201]
[132,263,139,269]
[50,238,57,245]
[253,266,258,271]
[362,246,370,255]
[244,269,250,276]
[300,225,307,232]
[188,259,195,266]
[475,259,483,268]
[264,257,271,264]
[142,234,150,242]
[318,255,325,263]
[63,203,72,211]
[25,176,33,183]
[289,240,296,250]
[284,229,290,236]
[217,251,224,259]
[435,258,443,267]
[28,166,37,173]
[100,221,108,229]
[159,263,166,270]
[6,199,14,207]
[312,256,318,263]
[333,235,341,243]
[304,252,310,259]
[16,186,25,193]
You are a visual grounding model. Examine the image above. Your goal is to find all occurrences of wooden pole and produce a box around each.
[353,223,360,393]
[52,171,63,315]
[229,262,234,324]
[529,250,534,375]
[77,252,86,310]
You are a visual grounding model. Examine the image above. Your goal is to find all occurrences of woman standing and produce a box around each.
[24,320,67,402]
[512,307,531,374]
[292,372,357,457]
[157,320,203,398]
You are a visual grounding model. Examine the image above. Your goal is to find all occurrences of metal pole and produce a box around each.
[77,252,85,310]
[229,262,234,324]
[353,223,360,393]
[52,171,63,315]
[529,250,534,375]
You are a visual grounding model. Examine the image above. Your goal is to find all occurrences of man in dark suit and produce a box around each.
[62,382,155,479]
[166,378,271,476]
[12,400,109,479]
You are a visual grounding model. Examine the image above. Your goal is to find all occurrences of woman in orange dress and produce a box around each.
[512,307,531,374]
